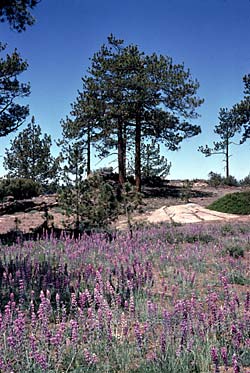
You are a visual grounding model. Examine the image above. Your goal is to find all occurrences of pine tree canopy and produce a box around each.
[0,43,30,137]
[232,74,250,143]
[61,34,204,191]
[4,116,59,186]
[0,0,40,32]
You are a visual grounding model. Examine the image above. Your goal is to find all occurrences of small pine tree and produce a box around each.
[59,140,86,230]
[128,139,171,181]
[198,108,240,179]
[4,116,59,188]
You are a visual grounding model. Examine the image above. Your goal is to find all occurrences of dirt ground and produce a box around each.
[0,181,249,235]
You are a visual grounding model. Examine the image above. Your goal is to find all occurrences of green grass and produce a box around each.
[207,191,250,215]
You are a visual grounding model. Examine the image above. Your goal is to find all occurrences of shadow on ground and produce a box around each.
[142,184,213,199]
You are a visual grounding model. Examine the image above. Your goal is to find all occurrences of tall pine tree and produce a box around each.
[65,35,203,191]
[0,44,30,138]
[232,74,250,143]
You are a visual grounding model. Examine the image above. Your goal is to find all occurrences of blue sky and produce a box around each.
[1,0,250,180]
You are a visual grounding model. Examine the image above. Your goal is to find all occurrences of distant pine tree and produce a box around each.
[4,116,59,187]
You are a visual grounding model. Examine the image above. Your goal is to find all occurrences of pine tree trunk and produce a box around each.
[225,136,229,179]
[87,124,91,176]
[135,114,141,192]
[123,124,127,180]
[118,119,126,185]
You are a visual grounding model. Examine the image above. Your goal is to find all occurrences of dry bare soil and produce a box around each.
[0,180,249,236]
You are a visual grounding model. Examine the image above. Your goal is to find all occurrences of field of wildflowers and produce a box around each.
[0,222,249,372]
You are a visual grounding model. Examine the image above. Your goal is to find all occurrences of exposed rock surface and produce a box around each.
[147,203,242,224]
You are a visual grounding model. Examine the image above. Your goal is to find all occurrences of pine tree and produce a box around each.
[59,139,86,230]
[198,108,240,179]
[128,139,171,180]
[0,43,30,138]
[59,138,119,231]
[61,86,104,176]
[73,35,203,192]
[4,116,59,186]
[0,0,41,140]
[232,74,250,143]
[0,0,40,32]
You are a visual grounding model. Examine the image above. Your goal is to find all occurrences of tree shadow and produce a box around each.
[142,184,213,199]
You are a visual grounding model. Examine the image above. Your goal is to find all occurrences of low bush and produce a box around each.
[225,244,245,258]
[208,191,250,215]
[207,172,239,187]
[239,173,250,186]
[0,178,41,200]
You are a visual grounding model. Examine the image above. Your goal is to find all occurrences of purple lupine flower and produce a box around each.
[7,334,16,348]
[115,293,122,308]
[231,324,242,350]
[70,319,78,344]
[79,291,87,309]
[0,357,6,371]
[106,309,113,343]
[13,309,25,343]
[160,332,166,355]
[70,292,77,314]
[134,321,143,350]
[29,333,37,358]
[55,293,60,324]
[220,347,228,371]
[120,312,128,338]
[34,351,48,371]
[210,346,220,373]
[146,351,157,362]
[84,349,98,365]
[220,274,230,302]
[245,291,250,312]
[10,292,16,311]
[85,289,93,307]
[232,353,240,373]
[0,312,2,332]
[97,308,104,332]
[129,295,135,316]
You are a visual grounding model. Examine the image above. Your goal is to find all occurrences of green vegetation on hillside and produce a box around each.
[208,191,250,215]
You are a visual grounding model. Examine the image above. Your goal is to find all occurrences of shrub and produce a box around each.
[0,178,41,200]
[208,192,250,215]
[207,172,238,187]
[223,175,238,186]
[225,245,244,258]
[239,173,250,186]
[207,172,223,187]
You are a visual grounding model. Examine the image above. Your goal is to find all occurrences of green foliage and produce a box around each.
[4,116,59,187]
[228,271,250,285]
[239,173,250,186]
[118,182,143,234]
[128,139,171,181]
[231,74,250,144]
[0,177,41,200]
[207,172,238,187]
[79,172,119,231]
[198,108,240,178]
[207,172,224,187]
[58,139,86,230]
[67,35,203,190]
[224,244,245,258]
[59,165,119,231]
[208,191,250,215]
[0,0,40,32]
[0,43,30,138]
[181,179,194,202]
